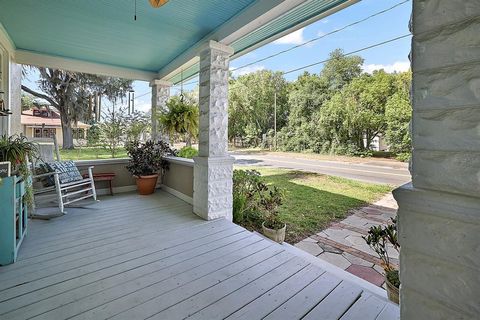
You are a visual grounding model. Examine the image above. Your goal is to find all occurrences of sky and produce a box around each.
[23,0,412,114]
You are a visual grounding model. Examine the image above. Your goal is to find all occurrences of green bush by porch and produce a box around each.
[235,167,391,244]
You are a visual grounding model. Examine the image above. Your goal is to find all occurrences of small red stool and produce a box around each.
[83,172,116,196]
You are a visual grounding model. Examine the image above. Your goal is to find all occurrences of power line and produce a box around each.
[143,34,411,93]
[138,1,411,91]
[283,33,411,75]
[231,0,410,72]
[134,91,150,99]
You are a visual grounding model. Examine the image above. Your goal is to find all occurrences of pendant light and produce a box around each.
[149,0,169,8]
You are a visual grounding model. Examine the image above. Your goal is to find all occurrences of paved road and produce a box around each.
[231,152,411,186]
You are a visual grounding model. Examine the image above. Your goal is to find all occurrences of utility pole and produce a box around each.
[127,91,131,114]
[131,91,135,113]
[273,91,277,150]
[127,89,135,114]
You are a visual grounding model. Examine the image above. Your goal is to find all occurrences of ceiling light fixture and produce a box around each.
[149,0,169,8]
[134,0,169,21]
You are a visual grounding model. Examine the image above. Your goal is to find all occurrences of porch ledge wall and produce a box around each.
[74,157,193,201]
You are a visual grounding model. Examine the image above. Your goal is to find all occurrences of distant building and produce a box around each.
[21,107,90,146]
[364,134,389,152]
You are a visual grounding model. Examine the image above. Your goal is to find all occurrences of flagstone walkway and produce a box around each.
[294,193,399,288]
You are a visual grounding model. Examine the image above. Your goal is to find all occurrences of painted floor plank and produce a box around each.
[340,293,387,320]
[0,217,210,283]
[10,217,217,271]
[0,219,203,283]
[150,255,308,320]
[376,303,401,320]
[109,251,293,320]
[18,205,193,254]
[224,264,325,320]
[0,191,398,320]
[0,223,241,312]
[263,272,342,320]
[68,241,280,320]
[10,233,263,320]
[302,281,363,320]
[17,208,195,259]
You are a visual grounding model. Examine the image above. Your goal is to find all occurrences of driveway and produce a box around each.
[231,152,411,186]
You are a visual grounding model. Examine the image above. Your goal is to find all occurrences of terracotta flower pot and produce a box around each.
[134,174,159,195]
[385,275,400,304]
[262,222,286,243]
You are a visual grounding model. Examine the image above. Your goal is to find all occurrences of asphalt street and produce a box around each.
[232,152,411,186]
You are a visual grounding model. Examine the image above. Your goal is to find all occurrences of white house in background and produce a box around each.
[21,107,89,145]
[367,134,389,152]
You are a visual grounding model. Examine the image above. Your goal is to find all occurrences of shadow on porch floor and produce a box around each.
[0,191,399,319]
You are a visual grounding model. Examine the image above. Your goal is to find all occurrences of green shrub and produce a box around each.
[177,146,198,159]
[386,269,400,288]
[395,152,410,162]
[232,169,284,228]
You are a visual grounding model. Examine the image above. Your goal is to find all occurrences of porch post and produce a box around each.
[394,1,480,319]
[193,40,234,221]
[149,79,171,141]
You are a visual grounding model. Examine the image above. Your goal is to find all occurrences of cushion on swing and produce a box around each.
[47,161,83,184]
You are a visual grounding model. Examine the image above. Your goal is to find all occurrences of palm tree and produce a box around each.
[159,96,199,147]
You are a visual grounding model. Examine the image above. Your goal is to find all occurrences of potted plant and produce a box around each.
[0,134,39,205]
[125,139,174,195]
[363,218,400,304]
[260,186,286,243]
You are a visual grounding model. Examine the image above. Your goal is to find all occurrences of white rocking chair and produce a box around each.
[30,136,97,218]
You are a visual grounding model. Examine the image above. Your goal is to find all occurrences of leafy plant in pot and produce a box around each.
[125,140,174,195]
[260,186,286,243]
[0,134,39,206]
[363,218,400,304]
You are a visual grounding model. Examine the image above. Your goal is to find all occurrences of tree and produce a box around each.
[385,72,412,159]
[278,50,364,152]
[317,70,398,153]
[99,106,126,158]
[125,111,150,142]
[321,49,364,91]
[228,70,289,142]
[21,93,35,111]
[86,123,101,147]
[22,67,132,149]
[159,96,199,146]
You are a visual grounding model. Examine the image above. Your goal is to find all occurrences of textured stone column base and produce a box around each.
[193,156,234,221]
[393,184,480,319]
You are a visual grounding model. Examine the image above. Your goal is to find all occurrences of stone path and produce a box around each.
[294,193,399,288]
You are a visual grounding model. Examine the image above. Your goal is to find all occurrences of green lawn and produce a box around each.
[59,147,128,160]
[244,167,391,244]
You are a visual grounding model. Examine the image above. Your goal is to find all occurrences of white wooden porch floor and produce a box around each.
[0,191,399,320]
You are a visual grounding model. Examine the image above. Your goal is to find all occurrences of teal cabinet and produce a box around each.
[0,176,28,265]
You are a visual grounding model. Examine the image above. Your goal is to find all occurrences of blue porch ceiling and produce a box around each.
[0,0,256,72]
[0,0,356,80]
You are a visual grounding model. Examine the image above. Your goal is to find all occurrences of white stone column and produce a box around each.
[393,1,480,319]
[150,79,171,141]
[193,40,234,221]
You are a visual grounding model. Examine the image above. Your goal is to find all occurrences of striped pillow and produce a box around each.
[47,161,83,184]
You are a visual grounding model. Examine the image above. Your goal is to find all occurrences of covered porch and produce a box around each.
[0,191,397,320]
[0,1,479,319]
